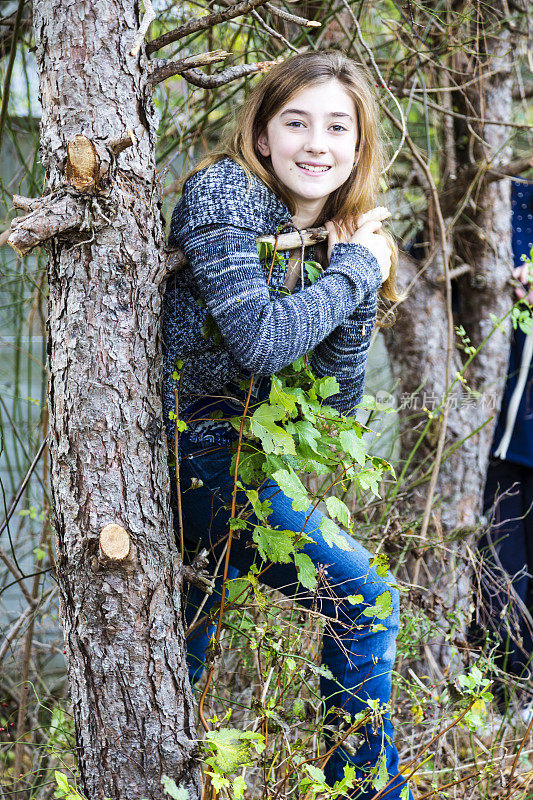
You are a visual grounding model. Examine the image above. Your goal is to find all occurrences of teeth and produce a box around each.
[297,163,330,173]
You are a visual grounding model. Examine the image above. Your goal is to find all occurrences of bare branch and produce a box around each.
[12,194,42,213]
[148,50,231,87]
[7,193,86,256]
[180,60,276,89]
[263,3,320,27]
[250,8,297,52]
[163,227,328,278]
[146,0,269,54]
[108,128,138,155]
[130,0,155,56]
[485,153,533,183]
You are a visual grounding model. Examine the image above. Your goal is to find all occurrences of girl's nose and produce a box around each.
[303,128,327,153]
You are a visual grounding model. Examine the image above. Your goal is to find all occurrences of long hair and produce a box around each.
[181,50,402,313]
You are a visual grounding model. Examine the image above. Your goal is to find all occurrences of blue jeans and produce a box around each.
[177,433,411,799]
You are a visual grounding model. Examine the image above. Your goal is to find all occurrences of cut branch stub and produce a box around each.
[99,523,131,562]
[7,193,85,256]
[66,135,100,194]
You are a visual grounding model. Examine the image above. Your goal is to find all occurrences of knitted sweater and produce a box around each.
[162,157,382,447]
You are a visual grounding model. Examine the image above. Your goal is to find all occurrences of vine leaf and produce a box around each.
[250,404,295,455]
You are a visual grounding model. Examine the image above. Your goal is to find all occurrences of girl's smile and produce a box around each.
[256,79,359,228]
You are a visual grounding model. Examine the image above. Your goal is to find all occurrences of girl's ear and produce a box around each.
[256,130,271,157]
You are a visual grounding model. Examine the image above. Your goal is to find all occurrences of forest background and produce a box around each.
[0,0,532,799]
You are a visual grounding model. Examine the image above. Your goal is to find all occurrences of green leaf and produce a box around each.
[161,776,188,800]
[253,526,296,563]
[373,753,388,792]
[325,496,351,527]
[226,577,251,605]
[249,404,295,455]
[313,376,340,400]
[204,728,262,774]
[369,552,390,577]
[304,260,323,284]
[232,776,247,799]
[271,468,309,512]
[339,429,367,467]
[294,552,318,590]
[55,772,70,795]
[362,591,393,620]
[243,489,271,523]
[302,763,327,785]
[347,593,364,605]
[319,517,352,551]
[175,419,187,432]
[269,376,296,413]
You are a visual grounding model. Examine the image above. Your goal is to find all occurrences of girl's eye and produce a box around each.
[286,121,305,128]
[330,124,347,132]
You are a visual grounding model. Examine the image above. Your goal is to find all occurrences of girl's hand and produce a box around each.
[325,215,392,283]
[513,264,533,304]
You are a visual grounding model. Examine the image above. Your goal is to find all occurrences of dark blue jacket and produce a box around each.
[492,181,533,466]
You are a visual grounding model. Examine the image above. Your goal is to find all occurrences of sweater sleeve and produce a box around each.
[309,266,378,416]
[177,222,381,376]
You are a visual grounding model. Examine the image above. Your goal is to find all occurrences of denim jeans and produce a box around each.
[177,431,411,800]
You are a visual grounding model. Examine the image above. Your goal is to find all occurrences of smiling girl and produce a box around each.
[163,50,410,800]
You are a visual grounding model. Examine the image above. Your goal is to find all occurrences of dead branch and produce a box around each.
[180,60,276,89]
[146,0,269,54]
[263,3,321,27]
[163,227,328,278]
[108,128,140,155]
[485,153,533,183]
[7,193,86,256]
[148,50,231,87]
[130,0,155,56]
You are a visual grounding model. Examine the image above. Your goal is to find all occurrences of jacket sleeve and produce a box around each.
[309,286,378,415]
[176,221,381,376]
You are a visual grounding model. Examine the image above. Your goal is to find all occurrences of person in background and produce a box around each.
[470,180,533,719]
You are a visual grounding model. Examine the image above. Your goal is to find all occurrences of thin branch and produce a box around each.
[146,0,269,54]
[263,3,321,28]
[180,60,276,89]
[0,0,25,150]
[250,8,298,52]
[485,153,533,183]
[130,0,155,57]
[147,50,231,87]
[0,436,48,541]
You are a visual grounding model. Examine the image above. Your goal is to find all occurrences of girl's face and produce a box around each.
[256,79,358,225]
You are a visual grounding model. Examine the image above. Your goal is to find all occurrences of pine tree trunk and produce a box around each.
[32,1,200,797]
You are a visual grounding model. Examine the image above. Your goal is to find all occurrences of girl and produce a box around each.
[163,50,411,800]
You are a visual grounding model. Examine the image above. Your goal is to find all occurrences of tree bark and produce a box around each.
[32,1,200,797]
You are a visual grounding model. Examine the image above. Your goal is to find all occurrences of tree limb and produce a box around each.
[147,50,231,87]
[7,193,86,256]
[263,3,320,27]
[180,60,276,88]
[485,153,533,183]
[146,0,269,54]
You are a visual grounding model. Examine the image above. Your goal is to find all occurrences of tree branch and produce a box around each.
[163,227,328,278]
[7,193,86,256]
[485,153,533,183]
[263,3,320,27]
[180,60,276,88]
[147,50,231,87]
[146,0,269,54]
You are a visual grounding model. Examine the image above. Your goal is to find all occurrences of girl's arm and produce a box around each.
[178,221,381,376]
[309,288,377,415]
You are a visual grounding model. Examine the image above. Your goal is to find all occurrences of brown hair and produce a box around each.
[182,50,402,314]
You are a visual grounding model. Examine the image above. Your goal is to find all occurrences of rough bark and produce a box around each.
[32,1,200,797]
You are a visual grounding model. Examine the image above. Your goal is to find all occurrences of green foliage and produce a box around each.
[204,728,265,774]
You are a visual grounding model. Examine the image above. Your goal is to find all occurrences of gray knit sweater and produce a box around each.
[162,157,381,446]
